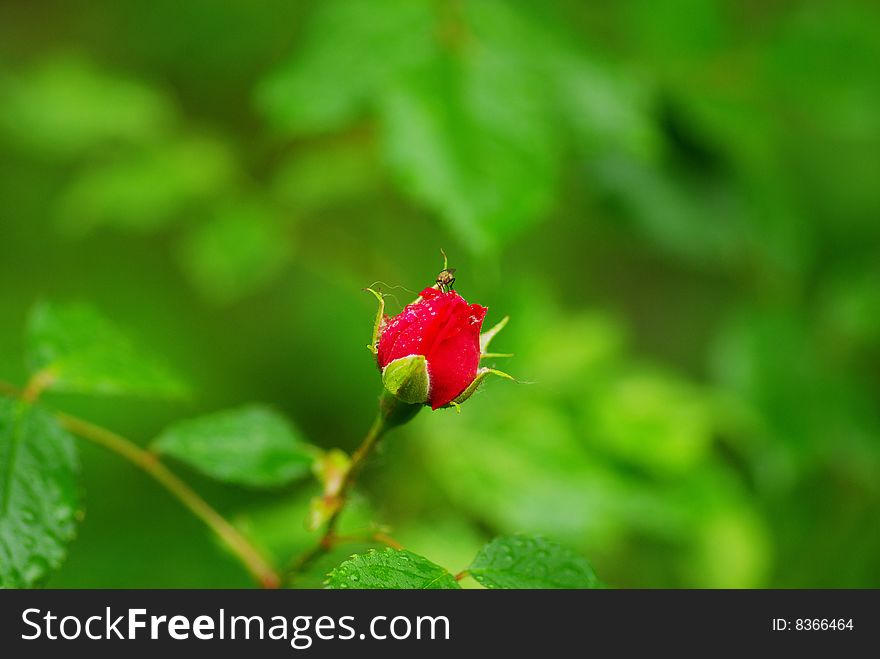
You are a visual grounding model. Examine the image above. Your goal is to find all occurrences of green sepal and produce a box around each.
[364,287,385,354]
[449,367,515,406]
[480,315,509,354]
[382,355,430,405]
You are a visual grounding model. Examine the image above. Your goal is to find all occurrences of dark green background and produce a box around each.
[1,0,878,587]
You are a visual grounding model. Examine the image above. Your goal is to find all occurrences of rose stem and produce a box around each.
[0,379,280,589]
[284,392,420,583]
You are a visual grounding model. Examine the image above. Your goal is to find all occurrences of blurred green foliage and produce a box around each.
[0,0,878,587]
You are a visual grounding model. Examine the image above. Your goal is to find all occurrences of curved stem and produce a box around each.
[55,413,280,589]
[285,392,420,583]
[0,381,279,588]
[323,412,386,538]
[21,369,56,404]
[285,413,388,580]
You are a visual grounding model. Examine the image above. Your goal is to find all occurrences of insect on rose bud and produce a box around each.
[366,258,514,411]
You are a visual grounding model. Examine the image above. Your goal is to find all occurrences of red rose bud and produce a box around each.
[368,286,514,410]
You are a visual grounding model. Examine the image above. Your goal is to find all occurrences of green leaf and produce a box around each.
[272,143,382,212]
[255,0,436,135]
[176,199,292,305]
[591,367,715,476]
[25,302,188,399]
[0,55,175,159]
[56,137,235,235]
[153,405,318,488]
[468,534,599,589]
[0,399,80,588]
[325,548,460,589]
[380,57,558,253]
[590,154,745,266]
[256,0,655,252]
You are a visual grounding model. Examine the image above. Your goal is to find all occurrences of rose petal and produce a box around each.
[426,303,487,409]
[377,289,443,367]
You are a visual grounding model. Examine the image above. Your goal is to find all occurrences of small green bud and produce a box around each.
[312,449,351,498]
[307,495,342,532]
